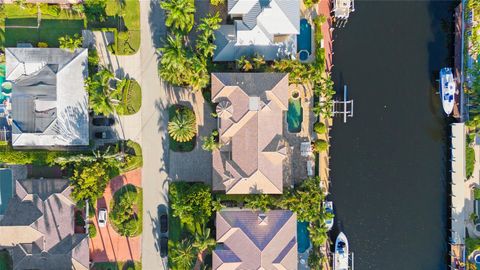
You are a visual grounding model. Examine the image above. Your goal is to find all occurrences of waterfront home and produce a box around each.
[211,73,289,194]
[213,0,300,61]
[213,209,298,269]
[0,167,89,270]
[5,48,89,148]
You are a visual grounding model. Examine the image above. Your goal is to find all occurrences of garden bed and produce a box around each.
[109,184,143,237]
[115,79,142,116]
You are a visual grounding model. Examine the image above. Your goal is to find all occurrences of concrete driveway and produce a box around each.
[89,169,142,263]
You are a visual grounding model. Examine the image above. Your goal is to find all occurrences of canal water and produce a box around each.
[329,1,455,269]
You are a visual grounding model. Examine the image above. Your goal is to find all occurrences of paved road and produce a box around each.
[138,1,169,269]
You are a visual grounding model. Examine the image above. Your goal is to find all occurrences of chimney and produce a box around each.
[258,213,268,225]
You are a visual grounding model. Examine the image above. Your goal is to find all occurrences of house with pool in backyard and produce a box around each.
[213,0,313,62]
[2,48,89,149]
[210,73,315,269]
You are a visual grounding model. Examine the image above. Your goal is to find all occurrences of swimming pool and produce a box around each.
[297,19,312,61]
[297,221,310,253]
[0,168,13,215]
[287,98,302,133]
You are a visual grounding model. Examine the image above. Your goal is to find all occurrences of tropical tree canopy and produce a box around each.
[58,34,83,52]
[169,182,212,226]
[70,161,112,205]
[169,239,197,270]
[161,0,195,33]
[168,106,197,143]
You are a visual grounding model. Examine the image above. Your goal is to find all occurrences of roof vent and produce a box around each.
[258,213,268,225]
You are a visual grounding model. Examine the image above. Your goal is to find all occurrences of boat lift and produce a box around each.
[332,85,354,123]
[333,0,355,27]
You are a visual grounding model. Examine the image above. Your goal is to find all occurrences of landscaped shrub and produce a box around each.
[109,184,142,237]
[467,145,475,178]
[312,139,328,153]
[37,42,48,48]
[88,223,97,238]
[169,182,212,227]
[75,210,85,227]
[313,122,327,134]
[39,3,61,17]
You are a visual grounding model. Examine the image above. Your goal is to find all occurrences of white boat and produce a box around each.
[439,67,456,115]
[324,201,334,231]
[333,232,349,270]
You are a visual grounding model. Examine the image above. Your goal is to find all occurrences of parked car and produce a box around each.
[92,117,115,126]
[94,131,113,139]
[160,237,168,258]
[159,212,168,234]
[98,208,108,228]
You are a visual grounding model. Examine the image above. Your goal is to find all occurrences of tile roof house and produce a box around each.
[211,73,289,194]
[0,168,89,270]
[213,209,298,270]
[214,0,300,61]
[5,48,89,148]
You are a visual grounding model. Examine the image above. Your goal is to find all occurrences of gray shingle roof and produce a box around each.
[6,48,89,147]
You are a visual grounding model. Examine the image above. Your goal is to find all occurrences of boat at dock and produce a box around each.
[439,67,456,115]
[333,232,349,270]
[324,201,334,231]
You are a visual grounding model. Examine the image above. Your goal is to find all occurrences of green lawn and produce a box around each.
[92,261,141,270]
[104,0,140,55]
[116,79,142,116]
[5,18,84,47]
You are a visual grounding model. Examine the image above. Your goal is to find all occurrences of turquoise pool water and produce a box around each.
[287,98,302,133]
[297,221,310,253]
[297,19,312,57]
[0,169,13,215]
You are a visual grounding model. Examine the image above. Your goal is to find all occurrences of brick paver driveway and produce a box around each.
[89,169,142,263]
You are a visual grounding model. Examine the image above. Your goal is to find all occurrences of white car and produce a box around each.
[98,208,108,228]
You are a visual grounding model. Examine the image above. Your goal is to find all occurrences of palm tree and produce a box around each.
[195,34,216,58]
[161,0,195,33]
[308,223,329,246]
[168,106,197,142]
[158,34,189,85]
[237,56,253,72]
[186,56,210,92]
[86,68,117,115]
[170,239,197,270]
[59,34,83,52]
[197,12,222,38]
[245,194,274,212]
[252,54,266,70]
[193,224,216,253]
[202,130,221,151]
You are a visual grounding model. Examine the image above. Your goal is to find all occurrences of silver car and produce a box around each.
[98,208,108,228]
